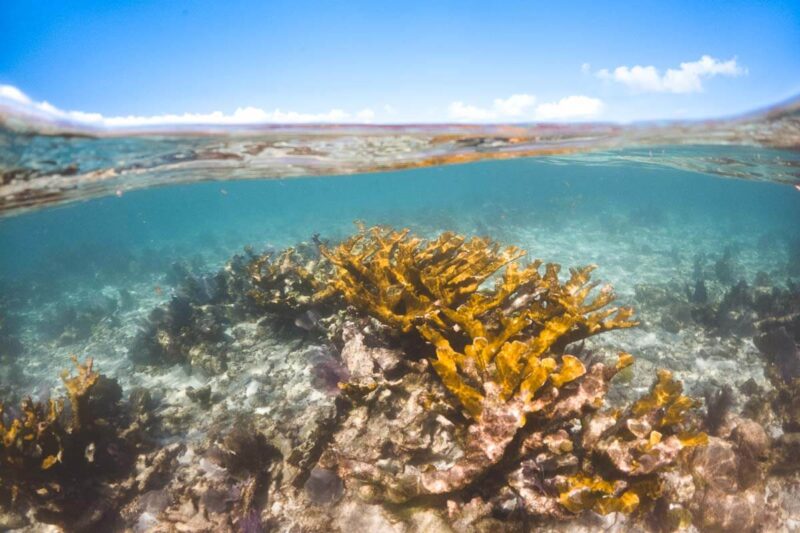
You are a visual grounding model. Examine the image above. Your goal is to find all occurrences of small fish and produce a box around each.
[154,285,163,296]
[795,184,800,192]
[294,309,322,331]
[220,188,228,195]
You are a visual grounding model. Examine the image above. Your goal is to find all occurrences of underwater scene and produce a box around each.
[1,104,799,533]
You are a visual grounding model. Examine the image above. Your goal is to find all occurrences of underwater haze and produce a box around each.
[1,118,800,531]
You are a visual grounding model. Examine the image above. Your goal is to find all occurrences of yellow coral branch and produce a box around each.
[322,225,639,419]
[60,355,99,431]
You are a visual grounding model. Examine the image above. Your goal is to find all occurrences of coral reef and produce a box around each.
[303,226,728,527]
[635,269,799,340]
[128,243,328,372]
[13,225,796,531]
[750,282,800,475]
[115,226,786,530]
[0,356,156,530]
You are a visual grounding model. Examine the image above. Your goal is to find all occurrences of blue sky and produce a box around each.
[1,0,799,125]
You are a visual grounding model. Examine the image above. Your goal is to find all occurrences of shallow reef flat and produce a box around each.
[1,223,799,532]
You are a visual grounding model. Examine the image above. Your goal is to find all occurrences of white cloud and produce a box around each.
[449,93,602,122]
[492,94,536,116]
[448,101,498,121]
[1,82,606,126]
[581,63,592,74]
[448,93,536,121]
[534,95,604,121]
[596,55,745,93]
[0,84,379,127]
[0,84,31,104]
[355,108,375,122]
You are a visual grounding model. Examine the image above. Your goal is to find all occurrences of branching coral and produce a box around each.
[321,225,639,496]
[0,357,102,484]
[0,397,64,473]
[0,356,143,529]
[319,225,527,333]
[561,369,708,517]
[321,225,637,420]
[557,473,642,515]
[61,355,99,430]
[247,248,324,313]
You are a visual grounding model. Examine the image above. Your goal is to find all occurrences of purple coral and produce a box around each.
[310,348,350,395]
[304,467,344,505]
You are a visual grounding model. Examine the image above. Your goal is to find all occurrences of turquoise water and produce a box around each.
[2,157,797,282]
[1,143,800,531]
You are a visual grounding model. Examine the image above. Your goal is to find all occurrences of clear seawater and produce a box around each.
[1,116,800,531]
[2,156,797,306]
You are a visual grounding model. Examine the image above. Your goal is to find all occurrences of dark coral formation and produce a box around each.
[129,289,231,372]
[0,357,155,530]
[128,244,330,373]
[247,244,329,316]
[749,282,800,476]
[636,268,799,339]
[40,295,119,346]
[128,254,251,371]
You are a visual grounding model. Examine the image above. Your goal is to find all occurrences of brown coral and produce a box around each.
[1,356,102,487]
[320,226,640,497]
[0,397,65,473]
[0,356,144,529]
[247,248,323,313]
[554,369,708,518]
[0,357,103,481]
[321,225,637,419]
[592,369,708,476]
[318,225,527,333]
[60,355,99,430]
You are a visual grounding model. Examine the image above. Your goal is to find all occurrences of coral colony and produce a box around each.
[1,225,798,531]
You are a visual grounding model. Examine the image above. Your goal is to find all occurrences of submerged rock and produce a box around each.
[304,467,344,505]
